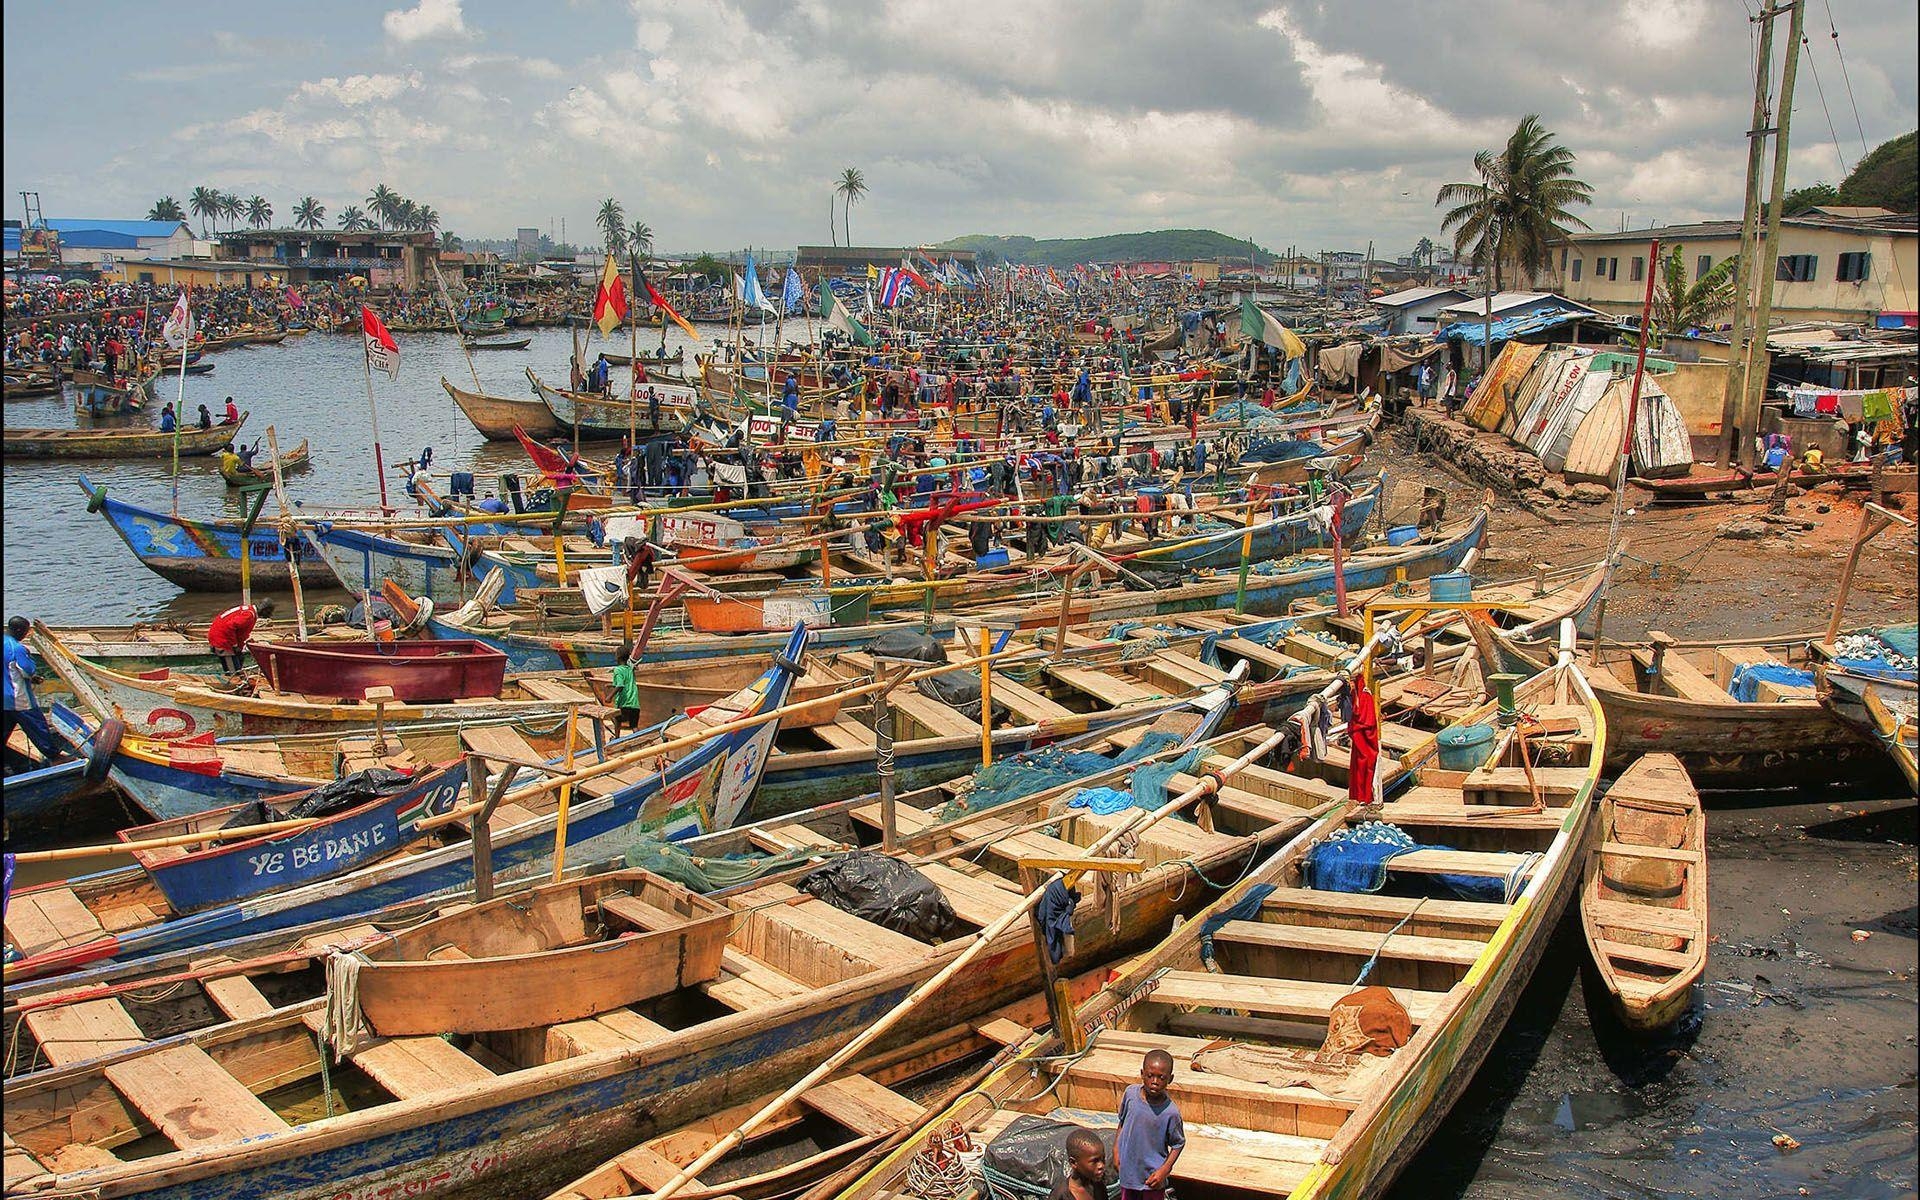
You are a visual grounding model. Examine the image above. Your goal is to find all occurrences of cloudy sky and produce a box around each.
[3,0,1914,258]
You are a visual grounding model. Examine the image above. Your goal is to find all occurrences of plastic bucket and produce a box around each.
[975,548,1010,569]
[1428,571,1473,603]
[1385,524,1420,546]
[1436,723,1496,772]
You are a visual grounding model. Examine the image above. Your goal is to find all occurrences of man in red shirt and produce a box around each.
[208,599,275,675]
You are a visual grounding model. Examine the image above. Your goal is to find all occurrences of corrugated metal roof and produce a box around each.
[1371,286,1467,309]
[45,219,191,239]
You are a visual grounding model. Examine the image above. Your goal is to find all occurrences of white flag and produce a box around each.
[162,290,194,350]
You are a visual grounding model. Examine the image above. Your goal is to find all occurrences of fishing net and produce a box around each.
[1727,662,1815,703]
[944,730,1186,817]
[622,838,806,893]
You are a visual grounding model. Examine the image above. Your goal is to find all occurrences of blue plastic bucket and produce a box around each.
[1436,722,1496,772]
[1428,571,1473,603]
[1386,524,1420,546]
[975,548,1010,569]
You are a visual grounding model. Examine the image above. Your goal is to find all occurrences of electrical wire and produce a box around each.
[1820,0,1873,157]
[1797,31,1852,178]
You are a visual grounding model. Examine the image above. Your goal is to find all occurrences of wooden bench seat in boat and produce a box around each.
[887,690,980,740]
[1210,638,1315,674]
[986,674,1077,724]
[1371,795,1570,831]
[4,887,108,959]
[1378,721,1432,756]
[1046,665,1163,706]
[1149,652,1232,688]
[546,1008,673,1059]
[1197,755,1346,810]
[812,717,876,752]
[1281,633,1348,670]
[799,1074,926,1136]
[913,861,1023,927]
[1151,970,1450,1025]
[1461,766,1591,802]
[850,801,938,835]
[1628,647,1736,705]
[1591,938,1699,973]
[189,962,277,1020]
[1585,897,1701,938]
[485,802,542,833]
[747,822,843,854]
[460,723,550,767]
[1170,614,1237,631]
[299,1011,495,1099]
[980,1106,1326,1196]
[22,998,148,1067]
[1040,1038,1355,1139]
[1709,645,1817,702]
[728,885,933,986]
[962,816,1092,866]
[1071,806,1242,868]
[1598,841,1701,863]
[1385,848,1541,881]
[1210,920,1485,967]
[1259,886,1510,940]
[700,948,812,1013]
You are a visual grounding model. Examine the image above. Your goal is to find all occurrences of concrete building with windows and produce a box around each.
[207,228,437,289]
[1541,208,1918,327]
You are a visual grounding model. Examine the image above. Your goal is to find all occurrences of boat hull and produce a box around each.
[250,639,508,703]
[80,474,325,591]
[442,377,557,440]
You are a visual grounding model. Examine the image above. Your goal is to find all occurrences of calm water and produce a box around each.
[1,323,742,624]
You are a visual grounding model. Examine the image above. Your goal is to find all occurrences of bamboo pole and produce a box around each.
[550,704,580,882]
[628,623,1396,1200]
[9,814,339,864]
[264,426,309,640]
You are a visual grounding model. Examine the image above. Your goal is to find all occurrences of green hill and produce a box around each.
[1836,130,1917,213]
[937,229,1274,268]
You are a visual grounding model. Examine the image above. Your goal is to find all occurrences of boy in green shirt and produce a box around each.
[611,639,640,735]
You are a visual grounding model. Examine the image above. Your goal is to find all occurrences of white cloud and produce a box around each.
[297,72,423,106]
[383,0,468,43]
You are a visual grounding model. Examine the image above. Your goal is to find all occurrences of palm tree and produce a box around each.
[147,197,185,222]
[441,231,464,252]
[1650,244,1738,341]
[627,220,653,259]
[337,205,370,232]
[414,205,440,236]
[292,196,326,231]
[1435,115,1592,291]
[188,186,221,236]
[391,199,419,231]
[245,196,273,228]
[595,198,626,256]
[835,168,867,247]
[219,192,244,233]
[366,184,401,230]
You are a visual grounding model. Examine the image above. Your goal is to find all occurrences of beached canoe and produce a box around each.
[1582,753,1707,1033]
[1810,623,1918,792]
[0,690,1324,1198]
[442,375,559,440]
[5,414,242,459]
[836,632,1604,1200]
[219,437,309,486]
[528,367,694,440]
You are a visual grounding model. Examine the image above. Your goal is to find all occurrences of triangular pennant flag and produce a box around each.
[636,263,700,341]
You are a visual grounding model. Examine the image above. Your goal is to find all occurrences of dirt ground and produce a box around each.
[1365,425,1920,644]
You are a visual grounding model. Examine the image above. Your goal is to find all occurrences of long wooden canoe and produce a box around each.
[4,413,244,459]
[78,474,331,591]
[1582,753,1706,1033]
[837,637,1605,1200]
[219,438,309,486]
[443,375,559,440]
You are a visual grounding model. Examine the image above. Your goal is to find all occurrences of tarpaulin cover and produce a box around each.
[1438,309,1582,345]
[1379,343,1446,373]
[280,768,413,823]
[915,669,1007,723]
[981,1115,1118,1198]
[799,851,956,942]
[1727,662,1815,703]
[864,628,947,664]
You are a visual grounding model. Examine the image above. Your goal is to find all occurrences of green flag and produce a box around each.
[1241,296,1305,358]
[823,288,875,347]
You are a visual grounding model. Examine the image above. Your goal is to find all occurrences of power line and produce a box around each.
[1820,0,1873,157]
[1798,31,1851,177]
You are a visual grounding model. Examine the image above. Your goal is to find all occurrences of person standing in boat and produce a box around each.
[207,599,275,678]
[611,639,641,735]
[196,403,213,430]
[3,617,56,774]
[1116,1049,1184,1200]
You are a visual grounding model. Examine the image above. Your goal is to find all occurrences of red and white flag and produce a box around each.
[284,286,303,310]
[361,306,400,381]
[162,288,194,350]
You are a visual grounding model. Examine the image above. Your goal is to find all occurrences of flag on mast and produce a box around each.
[741,253,777,314]
[592,254,629,335]
[362,306,401,380]
[635,262,700,340]
[782,267,807,315]
[820,287,875,346]
[162,287,194,349]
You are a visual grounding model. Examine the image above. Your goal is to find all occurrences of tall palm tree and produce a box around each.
[188,186,221,236]
[414,205,440,236]
[596,198,626,257]
[391,199,419,231]
[1435,115,1592,292]
[1650,244,1738,341]
[245,196,273,228]
[292,196,326,231]
[627,220,653,259]
[147,197,185,222]
[337,205,370,232]
[219,192,244,233]
[835,168,867,247]
[366,184,401,231]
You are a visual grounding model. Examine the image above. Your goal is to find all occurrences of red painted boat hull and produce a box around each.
[250,639,508,702]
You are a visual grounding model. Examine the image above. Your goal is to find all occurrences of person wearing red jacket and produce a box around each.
[208,599,275,675]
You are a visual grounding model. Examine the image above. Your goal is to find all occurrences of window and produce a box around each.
[1837,251,1872,282]
[138,271,154,284]
[1630,256,1645,282]
[1775,254,1817,282]
[1607,257,1619,281]
[1571,258,1583,282]
[1559,248,1568,272]
[1697,255,1712,280]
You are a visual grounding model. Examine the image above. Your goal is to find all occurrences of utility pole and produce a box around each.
[1736,0,1805,470]
[1716,2,1798,468]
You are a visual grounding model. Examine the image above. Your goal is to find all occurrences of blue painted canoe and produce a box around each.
[1,625,811,983]
[78,475,328,591]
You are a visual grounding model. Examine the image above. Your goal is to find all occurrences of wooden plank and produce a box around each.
[300,1011,494,1098]
[1462,767,1591,797]
[1585,898,1701,936]
[23,999,146,1067]
[202,974,276,1021]
[971,1016,1033,1046]
[1212,920,1485,967]
[459,723,548,765]
[1387,848,1539,880]
[1594,937,1697,972]
[812,718,876,752]
[799,1075,925,1136]
[1260,886,1509,930]
[1630,648,1736,704]
[517,678,597,704]
[1151,970,1448,1024]
[104,1044,289,1148]
[1211,638,1313,674]
[914,861,1022,928]
[1371,801,1569,830]
[985,673,1076,723]
[612,1143,698,1191]
[887,690,979,740]
[1047,665,1161,705]
[1598,842,1700,863]
[4,887,109,958]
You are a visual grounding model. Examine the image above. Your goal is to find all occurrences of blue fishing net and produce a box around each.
[1307,823,1417,892]
[1835,625,1919,682]
[1198,882,1279,965]
[1727,662,1815,702]
[1065,786,1137,815]
[1130,745,1211,808]
[945,730,1187,816]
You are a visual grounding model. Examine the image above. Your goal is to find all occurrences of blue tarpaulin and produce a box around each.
[1438,309,1584,345]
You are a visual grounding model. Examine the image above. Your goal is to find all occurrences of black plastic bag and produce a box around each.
[798,851,956,942]
[982,1115,1118,1196]
[217,801,272,831]
[865,628,947,664]
[915,670,1007,724]
[284,767,414,821]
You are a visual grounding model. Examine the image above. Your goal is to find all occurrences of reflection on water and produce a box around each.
[3,324,742,624]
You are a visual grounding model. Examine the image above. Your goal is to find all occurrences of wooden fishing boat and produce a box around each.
[1473,621,1874,785]
[69,368,147,416]
[1241,417,1378,489]
[0,627,810,982]
[529,367,693,440]
[77,474,329,591]
[588,652,855,732]
[838,634,1604,1200]
[38,620,346,676]
[1582,753,1706,1033]
[1633,461,1880,504]
[442,375,560,440]
[116,761,469,914]
[301,516,471,602]
[0,703,120,833]
[601,347,686,367]
[218,437,309,486]
[1810,623,1919,792]
[0,690,1325,1198]
[462,335,533,351]
[4,414,240,459]
[250,638,510,703]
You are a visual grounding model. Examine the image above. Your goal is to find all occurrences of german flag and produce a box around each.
[636,262,700,341]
